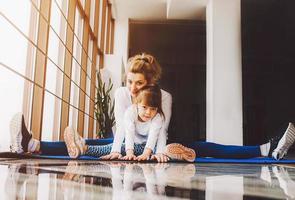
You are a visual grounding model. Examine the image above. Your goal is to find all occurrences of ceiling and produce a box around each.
[111,0,208,21]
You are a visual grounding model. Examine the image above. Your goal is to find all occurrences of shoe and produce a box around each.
[272,123,295,160]
[165,143,196,162]
[10,113,32,153]
[268,136,280,157]
[64,127,86,158]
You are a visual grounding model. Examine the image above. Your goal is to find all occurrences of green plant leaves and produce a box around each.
[95,71,115,138]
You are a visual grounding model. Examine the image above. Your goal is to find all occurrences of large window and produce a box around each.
[0,0,115,150]
[42,0,68,141]
[0,0,39,150]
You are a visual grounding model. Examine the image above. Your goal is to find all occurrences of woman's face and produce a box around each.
[126,72,148,97]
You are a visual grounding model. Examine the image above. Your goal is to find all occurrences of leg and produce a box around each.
[187,122,295,159]
[64,127,145,158]
[85,143,145,158]
[40,138,113,155]
[10,113,39,153]
[39,141,68,155]
[188,141,261,159]
[272,122,295,160]
[9,113,113,155]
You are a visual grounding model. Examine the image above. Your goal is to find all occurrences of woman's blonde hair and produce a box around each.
[127,53,162,84]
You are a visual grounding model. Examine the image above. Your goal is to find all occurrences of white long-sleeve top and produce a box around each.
[111,86,172,154]
[124,105,164,151]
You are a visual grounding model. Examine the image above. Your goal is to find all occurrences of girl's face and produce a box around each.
[126,72,148,97]
[137,103,158,122]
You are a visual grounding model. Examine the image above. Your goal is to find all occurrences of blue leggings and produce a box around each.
[188,141,261,158]
[39,139,261,158]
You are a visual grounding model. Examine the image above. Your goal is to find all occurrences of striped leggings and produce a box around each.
[85,143,146,158]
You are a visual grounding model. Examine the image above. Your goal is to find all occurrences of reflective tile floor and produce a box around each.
[0,159,295,200]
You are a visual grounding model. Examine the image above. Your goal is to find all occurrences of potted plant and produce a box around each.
[95,71,115,138]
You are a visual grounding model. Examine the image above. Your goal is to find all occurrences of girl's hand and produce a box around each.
[100,152,122,160]
[136,148,152,161]
[136,153,151,161]
[122,154,137,160]
[122,149,136,161]
[151,153,170,163]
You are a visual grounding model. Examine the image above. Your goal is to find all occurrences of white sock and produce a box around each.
[260,142,270,156]
[28,139,40,153]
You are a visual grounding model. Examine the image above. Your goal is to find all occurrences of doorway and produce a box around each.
[128,20,206,143]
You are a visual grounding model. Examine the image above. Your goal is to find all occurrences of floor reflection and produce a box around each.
[1,160,295,199]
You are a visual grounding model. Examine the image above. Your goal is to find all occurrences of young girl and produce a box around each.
[63,85,195,162]
[122,85,171,161]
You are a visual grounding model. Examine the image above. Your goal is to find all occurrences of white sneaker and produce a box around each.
[9,113,38,153]
[64,127,86,158]
[165,143,196,162]
[10,113,24,153]
[272,123,295,160]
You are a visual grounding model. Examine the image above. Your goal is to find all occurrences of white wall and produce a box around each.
[113,18,129,71]
[101,17,129,93]
[102,55,124,99]
[206,0,243,145]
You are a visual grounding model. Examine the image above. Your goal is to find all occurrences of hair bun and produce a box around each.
[140,53,154,64]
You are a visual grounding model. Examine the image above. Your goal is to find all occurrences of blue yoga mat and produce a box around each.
[195,157,295,164]
[1,152,295,163]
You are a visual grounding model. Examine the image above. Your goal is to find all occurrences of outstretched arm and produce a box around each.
[137,114,164,162]
[102,88,129,160]
[122,106,137,161]
[155,91,172,154]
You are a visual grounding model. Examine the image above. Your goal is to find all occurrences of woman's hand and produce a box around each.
[151,153,170,163]
[121,149,137,161]
[100,152,122,160]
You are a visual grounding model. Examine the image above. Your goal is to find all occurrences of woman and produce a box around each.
[9,53,295,161]
[9,53,174,162]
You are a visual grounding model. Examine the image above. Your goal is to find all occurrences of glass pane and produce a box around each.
[70,80,80,109]
[74,7,84,45]
[31,0,41,9]
[97,0,103,48]
[85,96,90,115]
[69,105,78,130]
[55,0,68,19]
[80,0,86,9]
[86,76,91,97]
[42,92,61,141]
[0,0,39,44]
[87,57,92,78]
[104,6,108,51]
[45,59,64,98]
[73,35,83,65]
[0,65,25,151]
[93,119,97,139]
[88,38,93,62]
[71,58,81,86]
[47,28,66,71]
[84,113,89,138]
[89,0,95,31]
[50,1,67,44]
[0,17,35,80]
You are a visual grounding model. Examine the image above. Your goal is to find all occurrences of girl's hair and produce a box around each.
[136,85,165,119]
[127,53,162,84]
